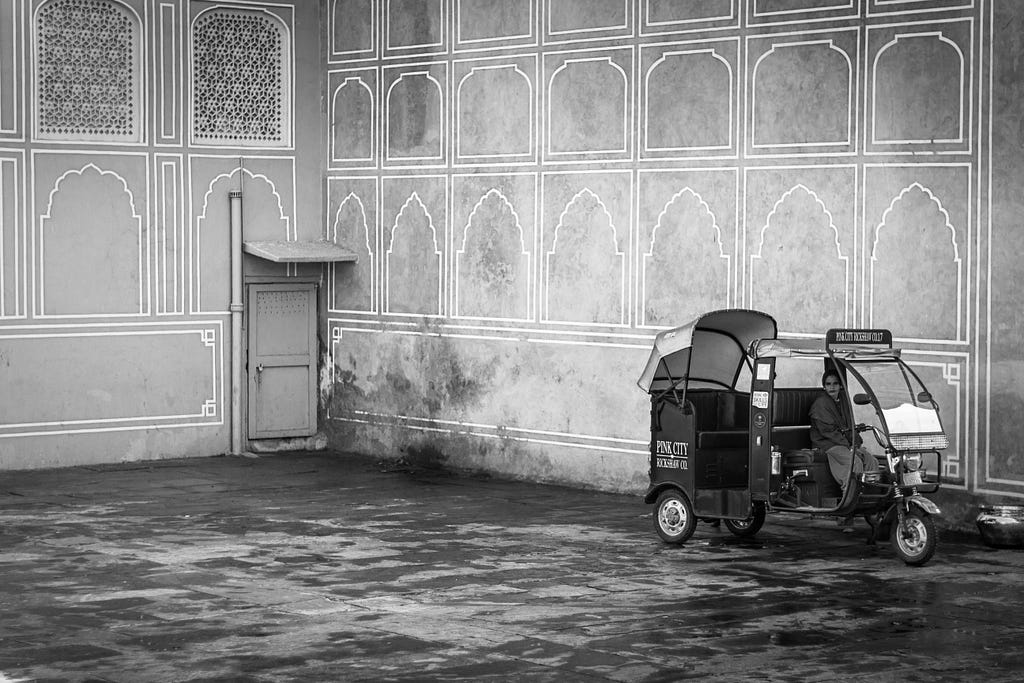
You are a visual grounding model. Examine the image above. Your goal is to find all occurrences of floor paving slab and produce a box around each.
[1,451,1023,682]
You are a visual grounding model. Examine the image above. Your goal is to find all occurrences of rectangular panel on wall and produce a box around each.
[543,48,634,163]
[865,19,974,155]
[330,0,377,62]
[455,0,537,50]
[453,55,538,167]
[641,0,738,35]
[154,154,184,314]
[328,68,378,169]
[0,151,24,318]
[153,0,182,145]
[385,0,446,57]
[544,0,634,43]
[640,39,739,160]
[868,0,974,16]
[0,0,21,138]
[0,323,222,436]
[748,0,859,25]
[746,28,859,158]
[382,62,448,168]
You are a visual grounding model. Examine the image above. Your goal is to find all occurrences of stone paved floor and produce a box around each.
[1,451,1023,682]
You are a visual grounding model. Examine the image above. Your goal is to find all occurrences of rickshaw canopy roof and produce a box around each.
[637,309,778,393]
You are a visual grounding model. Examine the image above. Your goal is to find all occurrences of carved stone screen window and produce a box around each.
[192,9,291,147]
[35,0,141,141]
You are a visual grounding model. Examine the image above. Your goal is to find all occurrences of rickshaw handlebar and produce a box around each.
[856,423,889,449]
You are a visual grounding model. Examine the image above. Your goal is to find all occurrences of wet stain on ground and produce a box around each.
[1,451,1024,682]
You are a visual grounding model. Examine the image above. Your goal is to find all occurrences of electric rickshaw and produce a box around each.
[637,309,948,566]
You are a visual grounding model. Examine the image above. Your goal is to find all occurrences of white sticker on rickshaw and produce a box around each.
[656,440,689,456]
[657,457,688,470]
[752,391,769,409]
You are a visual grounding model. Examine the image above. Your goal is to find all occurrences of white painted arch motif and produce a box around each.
[38,162,147,317]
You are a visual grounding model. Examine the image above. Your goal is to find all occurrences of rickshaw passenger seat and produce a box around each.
[717,391,749,429]
[770,388,823,456]
[690,390,750,450]
[687,391,720,433]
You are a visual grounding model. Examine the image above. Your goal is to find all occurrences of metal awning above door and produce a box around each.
[242,240,358,263]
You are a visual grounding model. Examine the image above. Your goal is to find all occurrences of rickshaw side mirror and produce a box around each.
[853,393,872,406]
[917,391,932,403]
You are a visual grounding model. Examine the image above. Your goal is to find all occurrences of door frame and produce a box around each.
[244,278,320,441]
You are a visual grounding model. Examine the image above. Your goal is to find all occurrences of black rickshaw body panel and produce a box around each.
[646,389,754,519]
[645,397,695,502]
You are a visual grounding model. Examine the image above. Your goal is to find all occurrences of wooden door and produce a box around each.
[247,283,317,439]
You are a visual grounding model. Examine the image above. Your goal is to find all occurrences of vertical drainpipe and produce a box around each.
[229,190,244,455]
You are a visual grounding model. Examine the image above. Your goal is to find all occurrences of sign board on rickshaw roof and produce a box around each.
[826,328,893,349]
[637,309,777,394]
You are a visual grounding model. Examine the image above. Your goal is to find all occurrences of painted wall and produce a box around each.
[0,0,323,468]
[323,0,1024,521]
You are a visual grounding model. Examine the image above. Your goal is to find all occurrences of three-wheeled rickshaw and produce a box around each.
[637,309,948,566]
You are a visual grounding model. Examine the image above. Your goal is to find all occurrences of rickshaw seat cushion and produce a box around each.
[782,449,816,467]
[772,427,812,451]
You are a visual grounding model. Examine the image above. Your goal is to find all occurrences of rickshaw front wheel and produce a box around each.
[654,489,696,544]
[724,502,767,538]
[891,509,937,566]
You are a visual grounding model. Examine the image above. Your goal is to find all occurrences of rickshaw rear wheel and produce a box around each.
[891,509,937,566]
[653,489,696,544]
[724,502,767,537]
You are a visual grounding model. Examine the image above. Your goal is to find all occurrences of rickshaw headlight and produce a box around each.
[904,454,923,471]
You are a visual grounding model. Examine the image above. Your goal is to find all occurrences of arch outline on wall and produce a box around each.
[868,181,964,341]
[544,187,626,326]
[37,162,147,317]
[641,186,731,327]
[748,183,850,328]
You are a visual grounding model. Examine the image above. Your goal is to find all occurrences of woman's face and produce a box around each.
[823,375,843,401]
